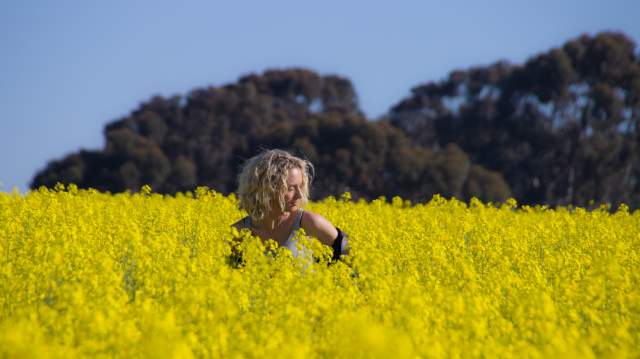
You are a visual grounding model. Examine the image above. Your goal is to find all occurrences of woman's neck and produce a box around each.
[253,210,292,230]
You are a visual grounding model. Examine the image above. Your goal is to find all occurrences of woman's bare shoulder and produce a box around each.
[301,210,338,245]
[301,210,329,225]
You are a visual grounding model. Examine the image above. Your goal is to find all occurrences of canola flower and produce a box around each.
[0,184,638,358]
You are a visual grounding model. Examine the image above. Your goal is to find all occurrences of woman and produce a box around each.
[231,149,348,261]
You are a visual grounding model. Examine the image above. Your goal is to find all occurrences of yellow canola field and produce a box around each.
[0,185,638,358]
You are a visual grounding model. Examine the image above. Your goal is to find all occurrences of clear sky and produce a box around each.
[1,0,639,192]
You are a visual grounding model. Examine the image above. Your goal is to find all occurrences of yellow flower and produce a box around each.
[0,186,637,357]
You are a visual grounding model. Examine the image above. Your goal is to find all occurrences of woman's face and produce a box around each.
[283,167,304,212]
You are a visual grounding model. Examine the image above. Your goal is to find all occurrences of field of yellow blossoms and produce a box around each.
[1,184,638,358]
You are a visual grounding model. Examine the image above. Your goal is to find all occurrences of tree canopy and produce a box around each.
[389,32,640,208]
[32,32,640,208]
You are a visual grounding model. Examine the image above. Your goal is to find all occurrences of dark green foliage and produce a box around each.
[32,32,640,208]
[32,67,507,204]
[389,32,640,209]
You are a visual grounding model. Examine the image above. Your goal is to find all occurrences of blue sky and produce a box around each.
[1,0,639,192]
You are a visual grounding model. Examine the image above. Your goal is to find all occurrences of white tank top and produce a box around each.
[244,209,309,258]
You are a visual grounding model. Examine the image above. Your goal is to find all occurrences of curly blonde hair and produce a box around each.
[237,149,313,220]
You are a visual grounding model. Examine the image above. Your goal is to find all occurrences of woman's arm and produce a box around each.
[301,211,349,260]
[301,211,339,246]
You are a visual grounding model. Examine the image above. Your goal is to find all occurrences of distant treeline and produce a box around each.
[33,32,640,209]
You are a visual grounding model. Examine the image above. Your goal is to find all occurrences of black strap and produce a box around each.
[332,227,346,261]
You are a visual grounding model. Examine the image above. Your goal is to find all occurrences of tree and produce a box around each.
[32,68,508,204]
[388,32,640,208]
